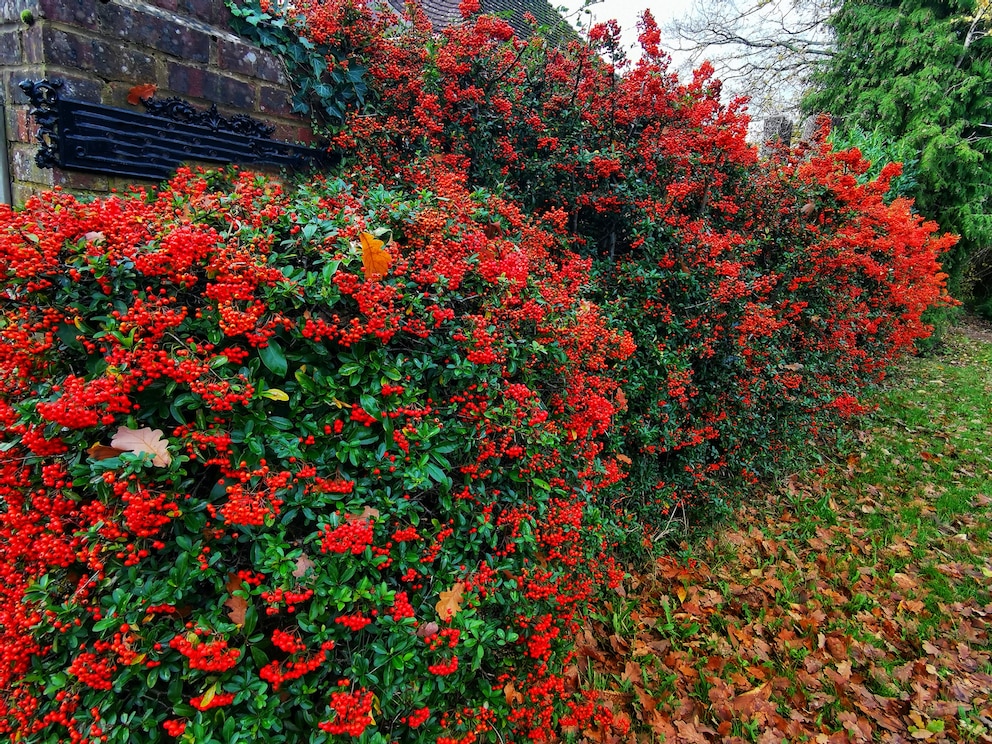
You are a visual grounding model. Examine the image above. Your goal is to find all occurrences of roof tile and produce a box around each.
[384,0,576,44]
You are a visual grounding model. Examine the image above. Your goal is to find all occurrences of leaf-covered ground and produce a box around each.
[575,321,992,743]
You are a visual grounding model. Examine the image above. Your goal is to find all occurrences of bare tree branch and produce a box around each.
[664,0,837,120]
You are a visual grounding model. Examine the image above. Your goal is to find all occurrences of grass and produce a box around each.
[572,323,992,742]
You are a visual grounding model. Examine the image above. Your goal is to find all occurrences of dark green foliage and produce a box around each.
[227,2,367,126]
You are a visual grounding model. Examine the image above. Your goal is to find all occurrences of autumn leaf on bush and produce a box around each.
[110,426,172,467]
[127,83,157,105]
[86,443,126,461]
[360,232,391,279]
[224,574,248,626]
[292,553,315,578]
[344,506,380,523]
[504,681,524,706]
[199,682,220,708]
[435,581,465,619]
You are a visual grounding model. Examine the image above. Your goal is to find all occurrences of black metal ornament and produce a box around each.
[19,78,63,169]
[19,78,337,180]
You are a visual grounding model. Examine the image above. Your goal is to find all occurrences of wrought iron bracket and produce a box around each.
[19,79,62,169]
[19,78,337,180]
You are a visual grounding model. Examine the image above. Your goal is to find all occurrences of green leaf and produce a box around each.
[258,339,288,377]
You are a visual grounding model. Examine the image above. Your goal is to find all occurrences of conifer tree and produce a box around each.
[805,0,992,296]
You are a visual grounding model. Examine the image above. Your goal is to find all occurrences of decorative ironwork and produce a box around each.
[19,78,336,180]
[19,78,62,168]
[142,98,277,139]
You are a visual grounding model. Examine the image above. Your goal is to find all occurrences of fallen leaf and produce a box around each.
[616,453,632,465]
[892,572,917,590]
[224,574,248,626]
[293,553,315,578]
[504,681,523,706]
[360,232,391,279]
[417,621,440,638]
[621,660,642,684]
[435,582,465,619]
[344,506,380,523]
[110,426,172,467]
[87,443,126,460]
[127,83,157,105]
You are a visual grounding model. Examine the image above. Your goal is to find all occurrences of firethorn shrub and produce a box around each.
[0,0,956,741]
[0,168,634,742]
[232,0,954,527]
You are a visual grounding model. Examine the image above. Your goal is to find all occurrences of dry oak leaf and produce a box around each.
[110,426,172,467]
[293,553,316,578]
[360,232,391,279]
[435,581,465,619]
[127,83,157,105]
[87,443,126,461]
[225,595,248,626]
[344,506,380,524]
[503,681,524,707]
[224,574,248,626]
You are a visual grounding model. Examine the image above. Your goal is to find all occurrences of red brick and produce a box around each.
[175,0,232,29]
[54,169,109,191]
[38,0,98,29]
[167,63,254,109]
[12,106,32,142]
[0,27,21,64]
[9,144,54,185]
[50,74,104,103]
[259,84,294,116]
[22,23,42,64]
[97,3,210,63]
[218,39,286,84]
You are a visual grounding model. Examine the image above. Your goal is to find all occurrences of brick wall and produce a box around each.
[0,0,313,205]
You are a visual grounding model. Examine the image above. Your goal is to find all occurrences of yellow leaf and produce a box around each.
[360,232,391,279]
[435,581,465,619]
[200,682,219,707]
[675,585,687,603]
[261,388,289,401]
[110,426,171,467]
